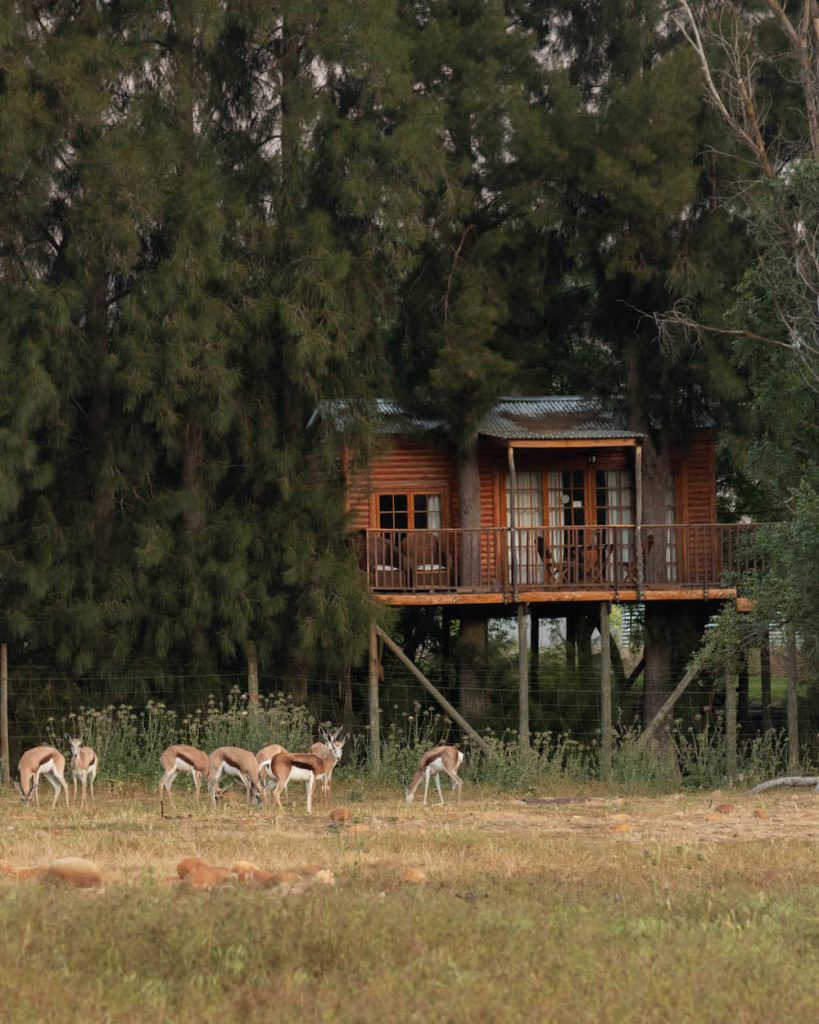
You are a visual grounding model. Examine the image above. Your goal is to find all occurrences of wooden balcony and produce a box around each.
[360,524,760,606]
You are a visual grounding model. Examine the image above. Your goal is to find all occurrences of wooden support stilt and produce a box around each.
[760,630,772,732]
[518,602,529,748]
[0,643,8,786]
[247,642,259,708]
[786,628,799,773]
[368,623,381,770]
[600,602,612,777]
[530,607,540,680]
[725,665,737,780]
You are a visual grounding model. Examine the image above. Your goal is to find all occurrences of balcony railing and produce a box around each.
[359,523,761,598]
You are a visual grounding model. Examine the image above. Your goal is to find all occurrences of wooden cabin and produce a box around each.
[315,396,756,607]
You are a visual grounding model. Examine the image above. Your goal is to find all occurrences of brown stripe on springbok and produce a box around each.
[176,751,199,769]
[419,746,448,770]
[36,752,55,769]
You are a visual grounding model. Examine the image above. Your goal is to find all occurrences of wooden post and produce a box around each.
[518,602,529,748]
[507,443,519,598]
[247,642,259,708]
[376,626,492,756]
[600,602,612,777]
[0,643,8,786]
[737,648,749,730]
[530,606,540,681]
[724,665,737,780]
[635,444,644,599]
[368,623,381,770]
[786,628,799,773]
[760,630,772,732]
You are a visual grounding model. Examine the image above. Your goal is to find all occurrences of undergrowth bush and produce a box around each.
[46,687,315,781]
[42,689,814,791]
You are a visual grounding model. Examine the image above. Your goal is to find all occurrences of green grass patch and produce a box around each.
[2,786,819,1022]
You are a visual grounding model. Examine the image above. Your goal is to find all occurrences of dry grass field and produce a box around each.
[2,780,819,1023]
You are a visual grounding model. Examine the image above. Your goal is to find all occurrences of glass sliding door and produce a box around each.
[596,469,634,583]
[506,471,544,584]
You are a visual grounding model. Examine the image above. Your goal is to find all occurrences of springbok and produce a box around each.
[208,746,263,805]
[14,745,71,808]
[67,736,98,809]
[309,727,347,802]
[256,743,287,797]
[269,733,345,814]
[159,744,210,805]
[405,745,464,805]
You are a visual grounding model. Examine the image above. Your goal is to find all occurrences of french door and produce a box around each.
[508,466,634,585]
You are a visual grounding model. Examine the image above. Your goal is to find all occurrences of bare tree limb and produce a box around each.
[750,775,819,793]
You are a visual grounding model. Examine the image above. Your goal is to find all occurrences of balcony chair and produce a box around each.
[403,532,453,590]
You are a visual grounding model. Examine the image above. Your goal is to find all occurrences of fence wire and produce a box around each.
[2,644,802,766]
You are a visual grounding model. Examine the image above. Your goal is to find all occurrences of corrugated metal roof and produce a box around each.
[478,397,641,440]
[310,396,644,439]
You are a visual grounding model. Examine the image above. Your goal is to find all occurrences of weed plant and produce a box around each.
[46,686,315,781]
[42,690,813,791]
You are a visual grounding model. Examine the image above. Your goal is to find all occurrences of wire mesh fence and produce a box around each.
[2,637,813,792]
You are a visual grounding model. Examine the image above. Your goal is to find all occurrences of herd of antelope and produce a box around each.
[13,728,465,812]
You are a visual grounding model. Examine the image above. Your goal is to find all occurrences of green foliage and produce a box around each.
[45,687,315,781]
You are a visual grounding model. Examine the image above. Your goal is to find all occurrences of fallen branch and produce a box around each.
[520,796,590,805]
[750,776,819,794]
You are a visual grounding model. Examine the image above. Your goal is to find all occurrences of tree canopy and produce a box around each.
[0,0,815,700]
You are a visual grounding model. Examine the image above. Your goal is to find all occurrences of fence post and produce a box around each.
[786,628,799,773]
[600,602,612,778]
[368,623,381,771]
[518,602,529,748]
[760,629,772,732]
[0,643,8,785]
[247,642,259,708]
[725,665,737,780]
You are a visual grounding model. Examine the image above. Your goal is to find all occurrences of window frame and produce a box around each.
[371,488,449,531]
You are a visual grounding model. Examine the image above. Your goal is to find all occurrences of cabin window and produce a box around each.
[377,492,442,530]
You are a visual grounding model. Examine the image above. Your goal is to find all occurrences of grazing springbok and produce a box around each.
[159,744,210,805]
[67,736,98,809]
[256,743,287,797]
[208,746,263,805]
[14,745,71,808]
[309,727,347,802]
[269,733,345,814]
[405,745,464,805]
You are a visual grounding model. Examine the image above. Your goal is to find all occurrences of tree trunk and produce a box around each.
[456,429,488,726]
[574,610,594,682]
[643,602,674,749]
[565,614,577,668]
[341,664,354,726]
[458,432,481,586]
[610,631,626,691]
[88,268,115,564]
[458,609,489,729]
[284,653,309,706]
